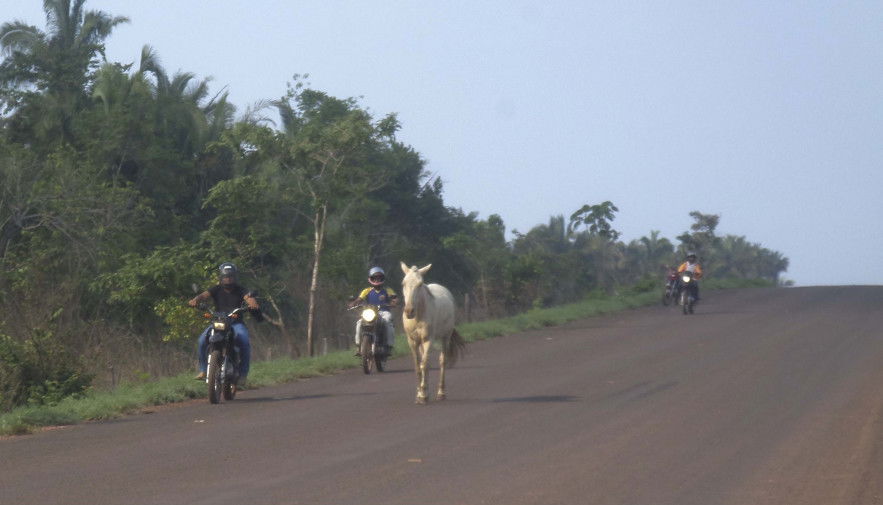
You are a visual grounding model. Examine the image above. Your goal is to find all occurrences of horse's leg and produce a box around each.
[435,338,448,401]
[416,339,432,404]
[407,337,424,404]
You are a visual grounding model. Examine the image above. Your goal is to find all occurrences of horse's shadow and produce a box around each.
[372,368,410,375]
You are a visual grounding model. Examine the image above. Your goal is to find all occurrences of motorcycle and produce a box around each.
[678,271,698,315]
[349,301,389,374]
[662,271,678,306]
[201,305,247,403]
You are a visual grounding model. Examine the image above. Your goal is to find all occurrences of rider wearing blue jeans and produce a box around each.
[188,262,262,386]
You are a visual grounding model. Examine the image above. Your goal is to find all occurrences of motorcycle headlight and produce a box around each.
[681,275,691,283]
[361,308,377,322]
[213,321,227,331]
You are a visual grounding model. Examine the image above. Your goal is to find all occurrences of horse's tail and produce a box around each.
[445,329,467,367]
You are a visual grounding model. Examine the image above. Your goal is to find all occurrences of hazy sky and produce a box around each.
[5,1,882,286]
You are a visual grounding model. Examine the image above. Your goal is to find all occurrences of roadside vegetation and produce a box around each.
[0,0,789,427]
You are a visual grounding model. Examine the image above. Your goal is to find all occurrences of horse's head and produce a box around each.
[400,262,432,319]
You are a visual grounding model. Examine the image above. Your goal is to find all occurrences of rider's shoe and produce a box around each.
[194,371,206,380]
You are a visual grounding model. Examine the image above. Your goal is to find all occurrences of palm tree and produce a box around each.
[638,230,675,272]
[0,0,128,142]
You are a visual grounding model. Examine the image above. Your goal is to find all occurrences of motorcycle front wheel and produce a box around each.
[207,349,223,404]
[361,339,374,374]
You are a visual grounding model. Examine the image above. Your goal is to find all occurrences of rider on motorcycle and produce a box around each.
[677,252,703,301]
[349,266,398,356]
[188,262,262,385]
[664,264,679,287]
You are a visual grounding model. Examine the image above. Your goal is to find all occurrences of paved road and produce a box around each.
[2,286,883,505]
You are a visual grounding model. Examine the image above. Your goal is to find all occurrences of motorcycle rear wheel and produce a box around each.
[207,350,223,404]
[223,381,236,400]
[375,353,385,373]
[223,357,236,400]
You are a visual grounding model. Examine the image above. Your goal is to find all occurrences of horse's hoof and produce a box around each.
[435,393,446,401]
[415,396,427,405]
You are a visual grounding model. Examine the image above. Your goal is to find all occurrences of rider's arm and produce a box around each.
[188,290,211,307]
[244,294,260,310]
[695,264,703,278]
[243,291,264,321]
[348,288,371,308]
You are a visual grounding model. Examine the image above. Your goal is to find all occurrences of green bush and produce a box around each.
[0,331,93,411]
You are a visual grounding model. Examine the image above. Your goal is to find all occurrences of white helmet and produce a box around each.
[368,266,385,286]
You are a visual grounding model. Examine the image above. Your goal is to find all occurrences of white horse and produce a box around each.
[400,262,467,404]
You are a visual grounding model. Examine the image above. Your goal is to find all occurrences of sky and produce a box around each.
[4,1,882,286]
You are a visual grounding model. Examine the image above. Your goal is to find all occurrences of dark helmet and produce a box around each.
[218,262,238,283]
[368,266,385,287]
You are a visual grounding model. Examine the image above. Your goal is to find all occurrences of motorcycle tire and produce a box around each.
[361,339,374,374]
[662,291,670,306]
[207,349,223,404]
[681,292,689,315]
[375,353,385,373]
[223,357,236,400]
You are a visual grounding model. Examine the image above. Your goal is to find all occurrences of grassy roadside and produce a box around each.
[0,278,773,436]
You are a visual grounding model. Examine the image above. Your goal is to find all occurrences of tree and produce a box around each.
[623,230,675,283]
[677,211,720,260]
[567,201,620,240]
[0,0,128,143]
[442,214,509,317]
[567,201,622,293]
[273,84,398,355]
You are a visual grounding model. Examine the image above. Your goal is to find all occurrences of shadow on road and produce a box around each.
[234,393,334,404]
[491,395,580,403]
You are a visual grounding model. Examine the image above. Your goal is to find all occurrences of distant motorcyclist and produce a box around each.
[664,264,678,287]
[349,266,398,356]
[188,262,262,386]
[662,264,679,304]
[677,253,703,301]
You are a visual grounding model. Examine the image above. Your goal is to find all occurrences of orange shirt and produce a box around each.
[677,261,703,278]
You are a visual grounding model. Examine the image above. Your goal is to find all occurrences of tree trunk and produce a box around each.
[264,295,300,358]
[306,203,327,356]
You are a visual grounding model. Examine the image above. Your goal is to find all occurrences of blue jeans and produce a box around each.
[197,322,251,378]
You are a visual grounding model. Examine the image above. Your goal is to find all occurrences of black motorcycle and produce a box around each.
[677,271,698,315]
[202,306,247,403]
[349,301,389,374]
[662,272,678,306]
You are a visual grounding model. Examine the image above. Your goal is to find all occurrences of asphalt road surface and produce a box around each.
[2,286,883,505]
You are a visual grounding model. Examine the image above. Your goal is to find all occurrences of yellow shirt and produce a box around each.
[677,261,703,278]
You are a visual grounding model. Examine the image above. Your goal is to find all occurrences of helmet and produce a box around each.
[218,262,238,284]
[686,252,697,261]
[368,266,385,286]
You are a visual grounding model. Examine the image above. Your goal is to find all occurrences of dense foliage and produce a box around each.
[0,1,789,410]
